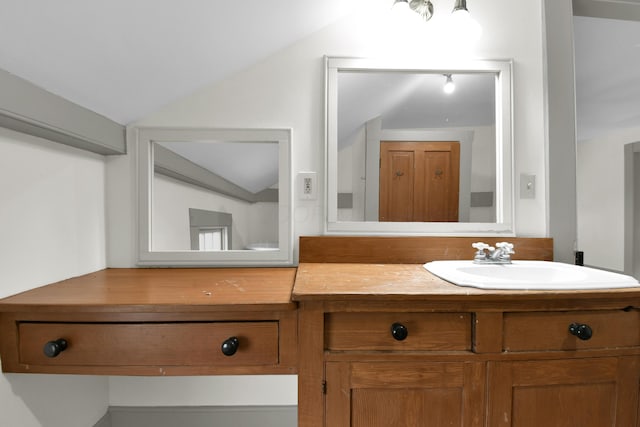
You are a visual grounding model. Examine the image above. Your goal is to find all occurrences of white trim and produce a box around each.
[135,127,294,266]
[0,68,125,155]
[324,57,515,236]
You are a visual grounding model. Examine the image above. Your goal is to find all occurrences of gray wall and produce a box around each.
[543,0,578,263]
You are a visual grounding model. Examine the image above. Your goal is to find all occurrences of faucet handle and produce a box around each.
[495,242,515,254]
[472,242,490,261]
[472,242,490,251]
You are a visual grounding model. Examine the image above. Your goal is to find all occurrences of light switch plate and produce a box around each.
[520,174,536,199]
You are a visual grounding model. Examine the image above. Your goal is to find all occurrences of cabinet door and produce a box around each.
[379,141,460,222]
[488,357,640,427]
[326,361,484,427]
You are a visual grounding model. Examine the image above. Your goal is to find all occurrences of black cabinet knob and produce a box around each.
[569,323,593,341]
[43,339,68,358]
[221,336,239,356]
[390,323,408,341]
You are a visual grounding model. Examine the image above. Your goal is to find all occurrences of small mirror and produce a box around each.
[326,57,514,235]
[137,127,293,266]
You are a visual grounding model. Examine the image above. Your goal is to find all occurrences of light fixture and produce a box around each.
[409,0,434,22]
[450,0,482,41]
[393,0,434,22]
[391,0,415,23]
[391,0,481,39]
[452,0,469,14]
[392,0,411,13]
[443,74,455,94]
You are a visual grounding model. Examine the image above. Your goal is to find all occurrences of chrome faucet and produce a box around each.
[472,241,514,264]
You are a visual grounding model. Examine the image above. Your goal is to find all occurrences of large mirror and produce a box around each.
[325,57,514,235]
[137,127,293,266]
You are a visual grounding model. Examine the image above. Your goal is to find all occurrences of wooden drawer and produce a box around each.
[325,312,471,351]
[503,310,640,352]
[18,321,279,367]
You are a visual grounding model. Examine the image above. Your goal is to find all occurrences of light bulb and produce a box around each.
[391,0,411,17]
[390,0,422,27]
[443,75,455,94]
[449,6,482,43]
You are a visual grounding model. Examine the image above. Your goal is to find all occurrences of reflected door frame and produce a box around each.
[363,119,473,222]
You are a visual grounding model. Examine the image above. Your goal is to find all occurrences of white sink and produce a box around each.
[423,260,639,290]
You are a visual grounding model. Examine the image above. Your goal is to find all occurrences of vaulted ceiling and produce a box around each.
[0,0,638,142]
[0,0,366,125]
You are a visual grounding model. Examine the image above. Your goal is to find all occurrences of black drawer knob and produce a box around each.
[43,339,68,358]
[390,323,408,341]
[221,336,240,356]
[569,323,593,341]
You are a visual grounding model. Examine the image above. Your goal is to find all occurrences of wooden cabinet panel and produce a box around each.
[0,268,298,375]
[488,357,640,427]
[379,141,460,223]
[326,361,484,427]
[379,147,415,222]
[503,310,640,351]
[292,240,640,427]
[325,312,471,351]
[18,321,278,367]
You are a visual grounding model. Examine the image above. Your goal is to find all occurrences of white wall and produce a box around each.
[110,0,547,261]
[577,127,640,271]
[0,127,109,426]
[153,174,278,250]
[106,0,548,409]
[469,126,497,223]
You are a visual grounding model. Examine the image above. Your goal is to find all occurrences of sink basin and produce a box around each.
[423,260,639,290]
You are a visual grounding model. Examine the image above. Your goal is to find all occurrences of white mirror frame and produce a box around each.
[325,57,514,236]
[136,127,293,266]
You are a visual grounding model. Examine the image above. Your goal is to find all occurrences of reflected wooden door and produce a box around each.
[379,141,460,222]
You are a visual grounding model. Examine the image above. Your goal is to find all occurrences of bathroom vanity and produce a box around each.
[1,236,640,427]
[293,237,640,427]
[0,268,298,375]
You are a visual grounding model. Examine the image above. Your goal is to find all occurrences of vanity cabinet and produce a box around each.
[3,236,640,426]
[324,311,481,426]
[0,268,298,375]
[487,357,639,426]
[293,257,640,427]
[326,360,485,427]
[488,309,640,426]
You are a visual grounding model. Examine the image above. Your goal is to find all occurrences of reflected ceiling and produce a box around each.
[338,72,495,146]
[157,141,279,194]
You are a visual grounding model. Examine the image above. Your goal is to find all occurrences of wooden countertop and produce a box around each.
[4,262,640,313]
[292,263,640,309]
[0,268,297,313]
